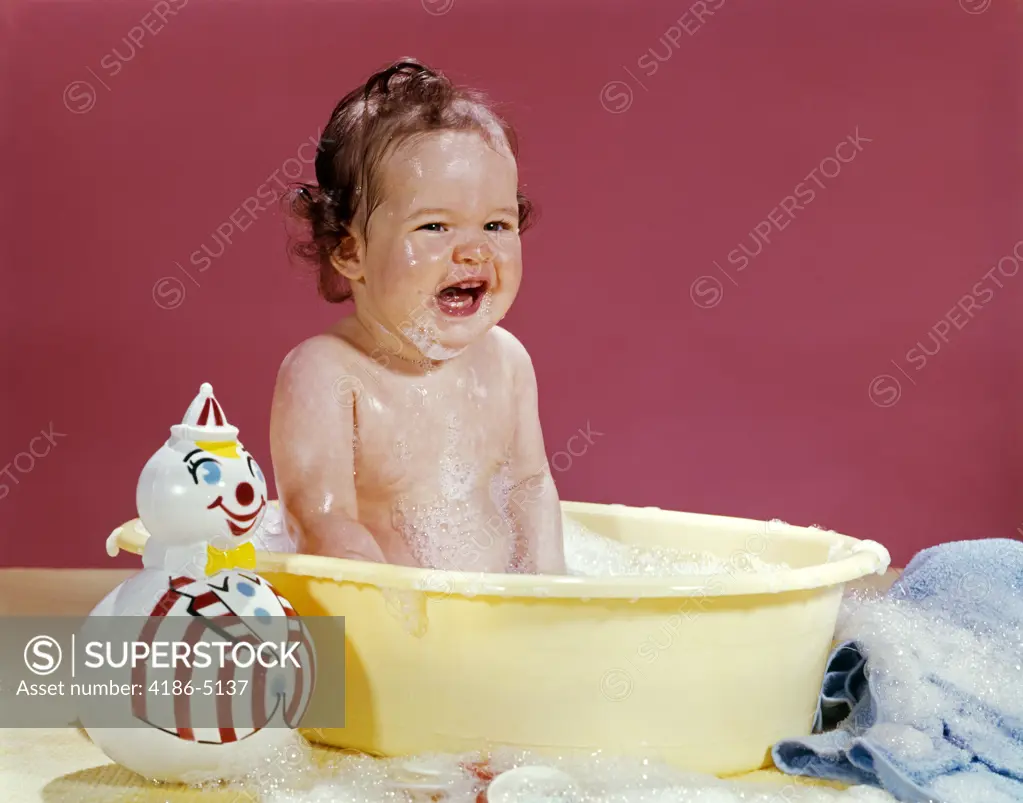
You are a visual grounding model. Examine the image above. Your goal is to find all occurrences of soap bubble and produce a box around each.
[563,519,789,577]
[381,588,428,636]
[956,571,992,606]
[417,570,456,597]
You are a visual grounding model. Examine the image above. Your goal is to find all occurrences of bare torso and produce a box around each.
[348,326,521,571]
[272,321,532,573]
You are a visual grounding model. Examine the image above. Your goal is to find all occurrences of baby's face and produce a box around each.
[355,130,522,360]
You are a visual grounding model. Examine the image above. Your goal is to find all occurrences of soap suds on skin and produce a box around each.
[392,411,481,570]
[400,319,467,361]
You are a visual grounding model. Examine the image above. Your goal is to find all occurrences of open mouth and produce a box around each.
[435,279,489,317]
[207,496,266,536]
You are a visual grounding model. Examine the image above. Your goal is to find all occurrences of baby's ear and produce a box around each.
[329,236,364,282]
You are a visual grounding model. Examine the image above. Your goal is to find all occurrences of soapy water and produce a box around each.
[252,504,793,639]
[561,518,789,578]
[377,515,793,633]
[147,503,792,638]
[252,505,791,577]
[215,735,895,802]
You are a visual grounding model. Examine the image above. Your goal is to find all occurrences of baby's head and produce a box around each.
[292,59,534,361]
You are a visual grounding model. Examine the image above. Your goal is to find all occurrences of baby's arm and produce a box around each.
[503,332,567,575]
[269,337,386,562]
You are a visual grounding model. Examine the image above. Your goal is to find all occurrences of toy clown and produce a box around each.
[85,383,314,784]
[124,381,265,575]
[96,382,273,617]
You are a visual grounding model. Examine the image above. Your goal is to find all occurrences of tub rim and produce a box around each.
[108,500,890,599]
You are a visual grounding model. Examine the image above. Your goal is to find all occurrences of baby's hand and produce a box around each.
[297,520,386,564]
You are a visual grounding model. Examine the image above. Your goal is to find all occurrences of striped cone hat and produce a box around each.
[170,383,239,443]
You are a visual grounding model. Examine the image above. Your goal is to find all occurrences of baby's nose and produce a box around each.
[235,482,254,507]
[454,240,493,264]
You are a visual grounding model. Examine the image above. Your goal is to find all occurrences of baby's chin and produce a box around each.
[402,322,486,362]
[402,301,501,361]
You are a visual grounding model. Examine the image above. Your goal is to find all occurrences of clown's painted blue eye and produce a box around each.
[199,461,221,485]
[183,450,223,486]
[246,455,264,484]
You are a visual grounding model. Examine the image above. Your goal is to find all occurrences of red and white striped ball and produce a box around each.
[83,569,316,783]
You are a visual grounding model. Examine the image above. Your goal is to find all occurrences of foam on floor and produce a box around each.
[241,746,896,803]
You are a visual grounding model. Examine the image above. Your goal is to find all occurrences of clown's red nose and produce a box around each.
[236,482,254,506]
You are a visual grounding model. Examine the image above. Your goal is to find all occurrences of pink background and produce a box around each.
[2,0,1021,569]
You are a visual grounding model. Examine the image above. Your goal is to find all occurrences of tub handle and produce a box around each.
[854,539,891,575]
[105,527,122,558]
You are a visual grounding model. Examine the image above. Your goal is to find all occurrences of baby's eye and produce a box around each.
[484,221,515,232]
[417,222,447,232]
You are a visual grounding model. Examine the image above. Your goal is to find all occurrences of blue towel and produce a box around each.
[772,538,1023,802]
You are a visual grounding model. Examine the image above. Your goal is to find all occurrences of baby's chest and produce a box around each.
[353,379,517,489]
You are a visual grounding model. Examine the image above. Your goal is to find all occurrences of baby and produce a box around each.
[270,59,566,575]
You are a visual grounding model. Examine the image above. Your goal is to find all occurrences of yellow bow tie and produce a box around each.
[206,541,257,576]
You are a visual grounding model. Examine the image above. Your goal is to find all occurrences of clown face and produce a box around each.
[136,438,268,551]
[136,383,268,552]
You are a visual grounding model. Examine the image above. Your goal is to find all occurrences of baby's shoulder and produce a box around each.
[484,326,536,378]
[276,333,359,390]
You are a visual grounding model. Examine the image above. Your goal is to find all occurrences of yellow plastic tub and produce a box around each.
[109,500,889,777]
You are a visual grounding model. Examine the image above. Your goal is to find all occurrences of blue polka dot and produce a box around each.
[237,582,255,597]
[254,607,271,623]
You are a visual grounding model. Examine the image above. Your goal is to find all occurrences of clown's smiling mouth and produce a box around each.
[207,496,266,536]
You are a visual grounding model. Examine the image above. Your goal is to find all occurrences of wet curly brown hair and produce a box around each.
[288,58,535,304]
